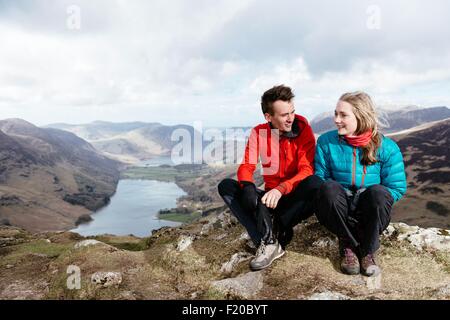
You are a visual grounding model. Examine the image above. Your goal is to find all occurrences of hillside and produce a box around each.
[0,119,120,232]
[46,121,200,164]
[390,118,450,228]
[0,215,449,300]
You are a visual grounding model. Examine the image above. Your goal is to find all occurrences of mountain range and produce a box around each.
[46,121,199,164]
[311,105,450,134]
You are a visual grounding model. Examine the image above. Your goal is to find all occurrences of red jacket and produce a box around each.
[237,114,315,195]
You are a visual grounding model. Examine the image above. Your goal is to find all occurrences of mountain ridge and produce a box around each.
[311,105,450,134]
[0,119,120,232]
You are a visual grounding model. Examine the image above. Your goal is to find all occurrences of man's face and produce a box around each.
[264,100,295,133]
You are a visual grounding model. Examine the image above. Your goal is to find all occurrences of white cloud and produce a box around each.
[250,58,311,93]
[245,51,450,120]
[0,0,449,127]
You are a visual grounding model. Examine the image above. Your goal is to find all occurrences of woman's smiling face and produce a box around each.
[335,100,358,136]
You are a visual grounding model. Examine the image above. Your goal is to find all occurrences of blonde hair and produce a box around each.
[339,91,382,165]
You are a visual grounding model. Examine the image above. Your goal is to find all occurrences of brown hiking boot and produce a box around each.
[360,253,381,277]
[339,239,360,275]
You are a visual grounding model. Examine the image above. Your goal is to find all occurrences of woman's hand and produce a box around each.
[261,189,282,209]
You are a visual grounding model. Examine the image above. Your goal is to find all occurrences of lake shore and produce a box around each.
[71,179,184,237]
[120,163,233,224]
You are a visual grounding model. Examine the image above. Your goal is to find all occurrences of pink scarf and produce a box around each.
[344,130,372,147]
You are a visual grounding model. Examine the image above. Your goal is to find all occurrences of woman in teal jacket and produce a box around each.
[314,91,407,277]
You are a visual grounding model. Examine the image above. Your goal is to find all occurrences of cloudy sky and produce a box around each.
[1,0,450,127]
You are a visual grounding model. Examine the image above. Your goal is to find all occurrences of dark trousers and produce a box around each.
[218,175,323,247]
[315,180,394,255]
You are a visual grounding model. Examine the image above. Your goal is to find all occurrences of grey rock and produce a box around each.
[0,280,46,300]
[213,233,227,241]
[211,271,263,299]
[238,232,251,241]
[246,240,257,250]
[308,290,351,300]
[118,291,136,300]
[0,237,15,247]
[217,212,234,228]
[200,223,214,235]
[350,276,367,286]
[435,283,450,298]
[390,223,450,251]
[220,252,253,274]
[312,237,337,248]
[74,239,104,249]
[233,233,256,250]
[176,235,194,252]
[91,272,122,288]
[383,225,396,237]
[29,253,48,258]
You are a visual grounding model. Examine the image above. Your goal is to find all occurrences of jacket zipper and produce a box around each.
[280,138,286,178]
[352,147,367,189]
[285,140,289,177]
[351,147,356,188]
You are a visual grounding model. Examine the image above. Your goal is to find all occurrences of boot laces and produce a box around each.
[344,248,357,264]
[364,254,375,265]
[256,243,266,256]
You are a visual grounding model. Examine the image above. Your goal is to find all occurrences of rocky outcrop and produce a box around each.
[91,272,122,288]
[0,214,449,300]
[220,252,253,274]
[74,239,105,249]
[176,235,195,252]
[385,223,450,251]
[211,271,264,299]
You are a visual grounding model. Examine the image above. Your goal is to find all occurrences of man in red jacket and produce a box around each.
[218,85,322,271]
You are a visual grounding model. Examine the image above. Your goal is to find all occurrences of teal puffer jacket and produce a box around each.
[314,130,407,202]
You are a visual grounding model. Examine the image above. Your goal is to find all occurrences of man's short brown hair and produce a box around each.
[261,85,295,115]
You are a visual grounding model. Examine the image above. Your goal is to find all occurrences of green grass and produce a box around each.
[431,251,450,274]
[201,287,230,300]
[93,235,150,251]
[158,211,202,224]
[120,166,197,181]
[0,240,71,266]
[121,166,178,181]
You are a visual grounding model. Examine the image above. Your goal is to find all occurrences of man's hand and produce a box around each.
[261,189,282,209]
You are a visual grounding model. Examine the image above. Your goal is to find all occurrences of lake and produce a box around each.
[71,179,186,237]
